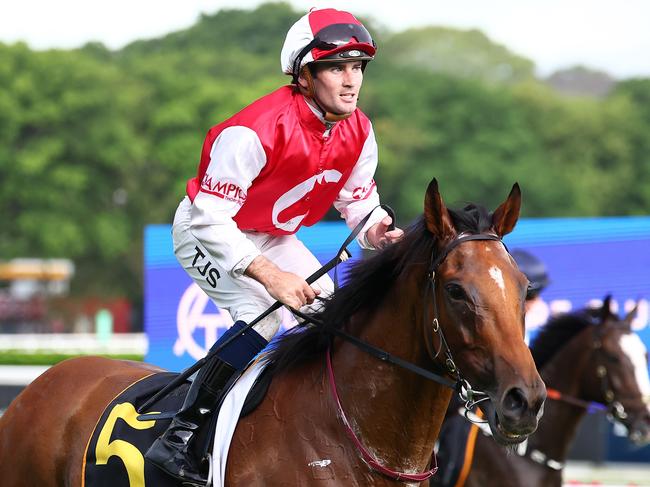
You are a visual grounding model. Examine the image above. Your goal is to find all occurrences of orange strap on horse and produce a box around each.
[453,409,484,487]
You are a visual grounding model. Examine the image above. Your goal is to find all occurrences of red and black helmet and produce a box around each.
[281,8,376,83]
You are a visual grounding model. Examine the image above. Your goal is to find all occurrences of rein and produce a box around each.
[545,387,607,414]
[544,334,632,420]
[326,348,439,482]
[518,325,632,472]
[290,231,507,482]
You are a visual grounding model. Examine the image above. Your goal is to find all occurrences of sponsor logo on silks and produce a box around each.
[174,283,234,360]
[272,170,343,232]
[201,175,247,203]
[351,179,376,200]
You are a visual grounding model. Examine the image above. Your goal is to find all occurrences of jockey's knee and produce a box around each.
[249,311,282,341]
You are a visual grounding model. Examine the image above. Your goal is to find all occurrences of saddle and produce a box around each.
[83,369,273,486]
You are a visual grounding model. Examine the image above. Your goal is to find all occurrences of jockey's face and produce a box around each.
[309,60,364,116]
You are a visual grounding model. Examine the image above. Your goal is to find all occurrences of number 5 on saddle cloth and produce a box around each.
[83,373,190,487]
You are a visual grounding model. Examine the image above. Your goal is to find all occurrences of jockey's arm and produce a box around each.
[244,255,319,310]
[333,125,404,249]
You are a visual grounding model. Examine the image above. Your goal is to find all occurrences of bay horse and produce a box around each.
[0,179,545,486]
[460,297,650,487]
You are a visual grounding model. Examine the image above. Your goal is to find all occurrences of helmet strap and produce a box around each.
[298,65,353,122]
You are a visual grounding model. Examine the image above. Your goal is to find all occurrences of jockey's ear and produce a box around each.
[491,183,521,238]
[424,178,456,243]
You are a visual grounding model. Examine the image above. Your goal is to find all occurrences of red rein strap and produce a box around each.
[326,348,438,482]
[546,387,607,413]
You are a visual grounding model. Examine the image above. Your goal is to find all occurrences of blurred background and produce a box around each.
[1,1,649,484]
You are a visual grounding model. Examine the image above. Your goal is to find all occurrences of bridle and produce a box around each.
[424,232,506,411]
[518,321,637,470]
[291,231,510,482]
[547,326,634,422]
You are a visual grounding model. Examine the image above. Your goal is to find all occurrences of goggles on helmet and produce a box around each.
[291,23,376,81]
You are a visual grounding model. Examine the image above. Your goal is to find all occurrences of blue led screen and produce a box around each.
[144,217,650,461]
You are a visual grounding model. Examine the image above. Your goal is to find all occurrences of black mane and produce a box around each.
[263,204,494,376]
[529,307,603,369]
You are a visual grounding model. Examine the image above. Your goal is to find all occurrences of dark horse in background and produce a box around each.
[451,297,650,487]
[0,179,545,486]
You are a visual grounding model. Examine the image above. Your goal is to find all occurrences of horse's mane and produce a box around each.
[262,203,493,376]
[529,307,603,369]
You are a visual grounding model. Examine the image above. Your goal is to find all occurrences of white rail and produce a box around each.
[0,333,147,355]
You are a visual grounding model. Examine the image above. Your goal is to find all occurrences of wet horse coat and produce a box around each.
[0,180,545,486]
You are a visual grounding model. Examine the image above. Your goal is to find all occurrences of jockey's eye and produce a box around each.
[445,283,467,301]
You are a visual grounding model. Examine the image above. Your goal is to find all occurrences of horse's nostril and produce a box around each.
[503,387,527,416]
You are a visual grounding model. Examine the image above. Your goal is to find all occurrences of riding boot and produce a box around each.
[145,320,267,485]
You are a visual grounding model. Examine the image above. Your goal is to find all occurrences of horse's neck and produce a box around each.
[527,335,591,462]
[332,297,452,472]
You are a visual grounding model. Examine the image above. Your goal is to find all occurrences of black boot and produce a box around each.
[145,320,267,485]
[146,357,236,485]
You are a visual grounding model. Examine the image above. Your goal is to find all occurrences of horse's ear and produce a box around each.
[600,295,613,321]
[491,183,521,237]
[623,301,639,330]
[424,178,456,240]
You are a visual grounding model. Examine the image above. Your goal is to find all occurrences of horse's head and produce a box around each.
[582,297,650,445]
[424,178,545,445]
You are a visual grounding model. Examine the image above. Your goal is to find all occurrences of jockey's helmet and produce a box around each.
[281,8,376,84]
[512,249,550,299]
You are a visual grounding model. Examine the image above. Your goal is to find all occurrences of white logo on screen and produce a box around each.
[174,283,233,360]
[174,283,301,360]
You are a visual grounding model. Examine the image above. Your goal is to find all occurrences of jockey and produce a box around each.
[431,248,550,487]
[145,8,403,485]
[511,249,551,344]
[511,249,550,302]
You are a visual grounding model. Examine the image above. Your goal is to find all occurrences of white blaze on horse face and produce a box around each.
[619,333,650,402]
[488,266,506,300]
[308,459,332,468]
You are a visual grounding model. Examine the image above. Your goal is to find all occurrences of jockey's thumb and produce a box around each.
[380,215,393,230]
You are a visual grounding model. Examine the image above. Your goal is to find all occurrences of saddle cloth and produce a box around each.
[82,372,188,487]
[82,362,267,487]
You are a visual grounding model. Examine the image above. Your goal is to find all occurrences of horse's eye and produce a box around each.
[445,283,467,301]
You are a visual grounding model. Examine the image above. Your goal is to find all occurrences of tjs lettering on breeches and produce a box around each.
[172,197,335,342]
[192,246,221,289]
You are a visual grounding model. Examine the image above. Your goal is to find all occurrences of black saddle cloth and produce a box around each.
[430,400,474,487]
[83,366,273,487]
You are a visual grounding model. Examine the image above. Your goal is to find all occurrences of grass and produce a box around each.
[0,351,145,365]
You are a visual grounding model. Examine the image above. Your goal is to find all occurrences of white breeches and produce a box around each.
[172,199,334,341]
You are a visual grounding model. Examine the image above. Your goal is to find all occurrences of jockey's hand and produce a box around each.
[366,216,404,250]
[245,255,319,309]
